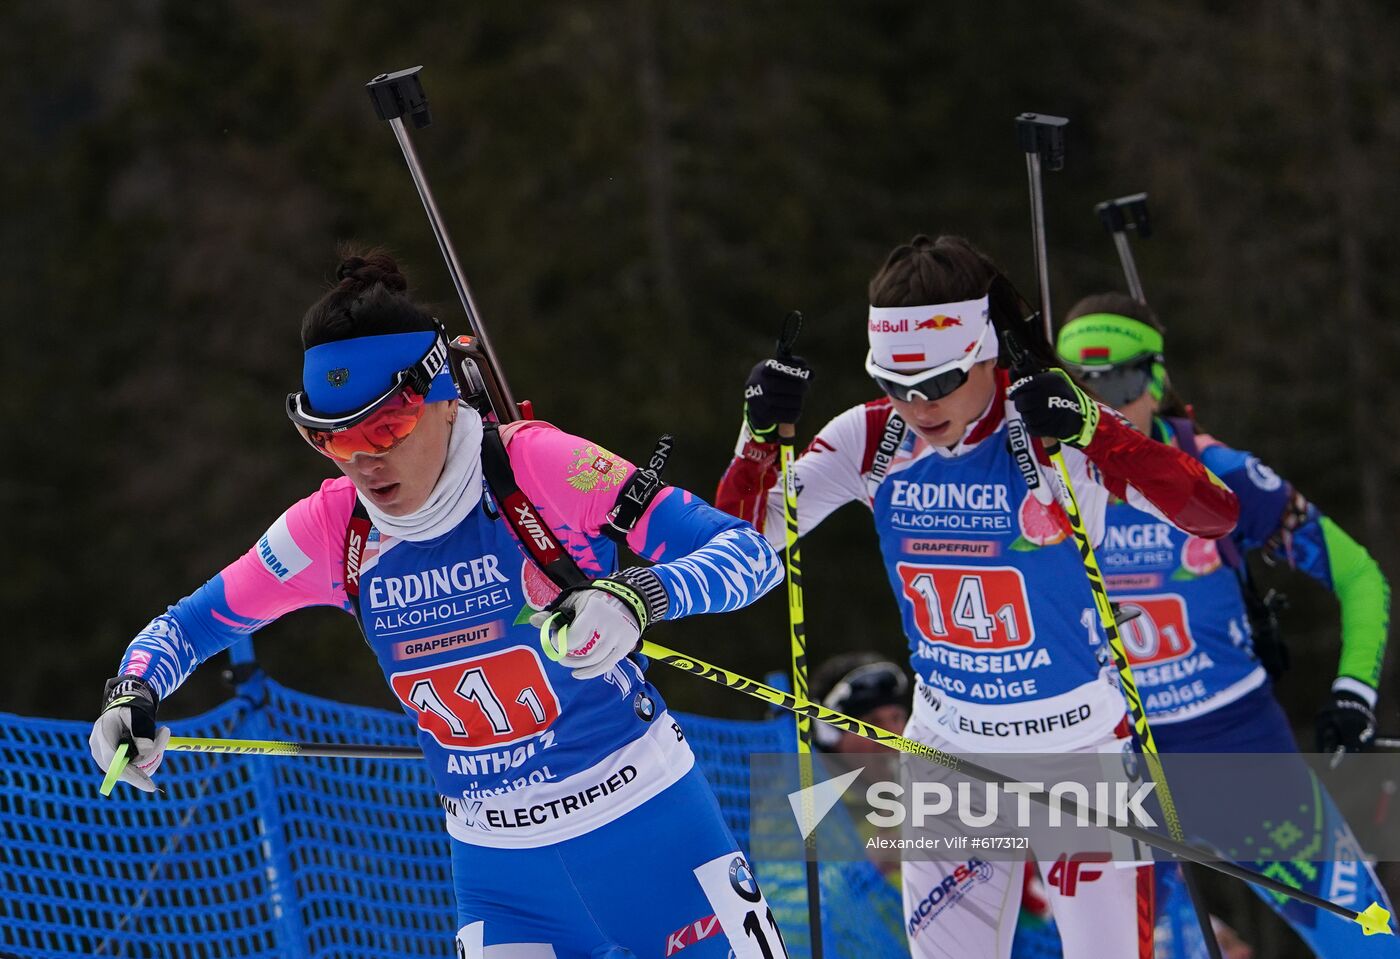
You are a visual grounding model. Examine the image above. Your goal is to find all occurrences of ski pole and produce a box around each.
[98,744,130,796]
[164,737,423,759]
[366,66,521,422]
[97,738,423,797]
[1095,192,1152,303]
[1016,112,1224,957]
[1016,113,1067,343]
[638,638,1393,936]
[773,310,822,957]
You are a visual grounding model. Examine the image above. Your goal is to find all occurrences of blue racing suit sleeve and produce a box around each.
[629,487,783,621]
[120,576,276,700]
[1201,444,1390,692]
[116,482,352,700]
[1198,445,1295,554]
[504,420,784,623]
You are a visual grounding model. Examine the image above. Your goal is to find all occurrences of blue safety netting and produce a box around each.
[0,670,1073,958]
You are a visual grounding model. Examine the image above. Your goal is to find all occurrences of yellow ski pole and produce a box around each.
[773,310,822,957]
[99,736,423,794]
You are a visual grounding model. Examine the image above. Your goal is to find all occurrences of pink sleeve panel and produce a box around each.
[503,420,639,576]
[216,476,357,625]
[117,477,357,698]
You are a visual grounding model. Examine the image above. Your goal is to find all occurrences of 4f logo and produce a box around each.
[1046,852,1109,896]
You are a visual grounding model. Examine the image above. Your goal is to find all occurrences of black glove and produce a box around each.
[1315,689,1376,755]
[1008,369,1100,448]
[744,355,813,440]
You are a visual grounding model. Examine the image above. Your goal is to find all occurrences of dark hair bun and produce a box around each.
[335,250,408,293]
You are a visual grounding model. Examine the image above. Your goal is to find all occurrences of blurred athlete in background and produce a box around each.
[1056,291,1395,956]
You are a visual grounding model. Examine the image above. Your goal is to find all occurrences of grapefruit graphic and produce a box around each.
[514,559,562,625]
[1011,492,1072,550]
[1178,537,1222,577]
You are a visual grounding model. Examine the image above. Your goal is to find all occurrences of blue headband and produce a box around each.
[302,330,457,415]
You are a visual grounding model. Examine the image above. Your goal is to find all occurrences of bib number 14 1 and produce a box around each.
[897,563,1035,650]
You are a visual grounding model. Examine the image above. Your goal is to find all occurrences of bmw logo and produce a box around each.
[727,855,761,903]
[633,692,656,722]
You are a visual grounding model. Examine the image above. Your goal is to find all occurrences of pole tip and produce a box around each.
[99,743,129,797]
[1356,902,1393,936]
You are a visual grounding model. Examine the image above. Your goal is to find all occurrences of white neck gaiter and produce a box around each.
[360,403,485,542]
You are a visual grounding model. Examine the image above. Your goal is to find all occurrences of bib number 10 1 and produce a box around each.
[897,563,1035,650]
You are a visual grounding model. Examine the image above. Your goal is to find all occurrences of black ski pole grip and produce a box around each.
[777,310,803,360]
[367,66,432,129]
[1096,199,1128,234]
[1096,192,1152,238]
[1016,113,1068,171]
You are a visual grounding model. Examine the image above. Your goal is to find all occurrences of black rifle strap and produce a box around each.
[340,423,609,634]
[479,423,593,592]
[602,434,672,543]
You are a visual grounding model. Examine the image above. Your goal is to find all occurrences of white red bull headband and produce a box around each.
[865,295,996,374]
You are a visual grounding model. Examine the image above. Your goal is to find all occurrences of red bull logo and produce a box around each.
[916,314,963,331]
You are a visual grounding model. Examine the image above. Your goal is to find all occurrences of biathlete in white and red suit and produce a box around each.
[1055,292,1398,955]
[716,235,1240,959]
[89,252,791,958]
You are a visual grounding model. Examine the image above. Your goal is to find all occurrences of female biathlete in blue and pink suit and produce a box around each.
[717,235,1240,959]
[1055,292,1397,956]
[89,252,791,958]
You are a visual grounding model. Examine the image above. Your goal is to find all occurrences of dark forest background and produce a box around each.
[4,2,1399,953]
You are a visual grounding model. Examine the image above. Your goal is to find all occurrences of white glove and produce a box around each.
[89,676,171,793]
[532,569,669,680]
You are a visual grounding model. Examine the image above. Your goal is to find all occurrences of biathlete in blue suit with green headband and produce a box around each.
[1055,291,1397,956]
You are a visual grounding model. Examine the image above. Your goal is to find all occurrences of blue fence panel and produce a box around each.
[1,674,1081,957]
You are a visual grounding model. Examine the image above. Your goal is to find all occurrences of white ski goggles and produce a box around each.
[865,325,994,402]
